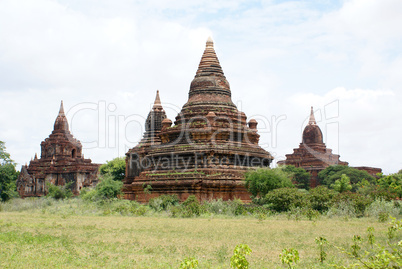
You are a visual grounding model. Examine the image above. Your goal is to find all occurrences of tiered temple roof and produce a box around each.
[16,101,100,197]
[278,107,348,187]
[124,38,273,202]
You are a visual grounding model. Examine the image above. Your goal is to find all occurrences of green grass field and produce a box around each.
[1,199,397,268]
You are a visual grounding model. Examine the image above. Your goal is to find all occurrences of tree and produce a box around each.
[318,165,375,192]
[0,141,19,201]
[0,140,13,164]
[281,165,311,190]
[244,168,294,199]
[331,174,352,193]
[99,157,126,181]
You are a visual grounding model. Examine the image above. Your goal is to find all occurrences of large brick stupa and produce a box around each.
[123,38,273,202]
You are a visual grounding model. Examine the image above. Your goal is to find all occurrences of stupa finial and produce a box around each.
[206,36,214,47]
[309,106,316,125]
[59,100,65,116]
[152,90,163,111]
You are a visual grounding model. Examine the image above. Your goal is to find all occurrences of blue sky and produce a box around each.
[1,0,401,173]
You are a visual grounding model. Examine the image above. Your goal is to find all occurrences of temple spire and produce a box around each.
[309,106,316,125]
[196,37,224,76]
[54,100,69,131]
[152,90,163,111]
[59,100,65,116]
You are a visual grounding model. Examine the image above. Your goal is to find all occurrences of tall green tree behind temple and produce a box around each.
[99,157,126,181]
[318,165,375,192]
[0,141,19,201]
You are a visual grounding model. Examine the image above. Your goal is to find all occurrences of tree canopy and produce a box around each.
[281,165,311,190]
[0,141,18,201]
[244,168,294,199]
[318,165,375,192]
[0,140,13,165]
[99,157,126,181]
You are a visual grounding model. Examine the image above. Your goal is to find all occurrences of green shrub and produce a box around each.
[367,186,399,201]
[203,199,226,215]
[182,195,204,217]
[308,186,337,212]
[376,174,402,198]
[365,199,401,220]
[331,192,373,217]
[264,188,307,212]
[245,168,293,200]
[94,175,122,199]
[230,244,252,269]
[169,195,206,218]
[334,218,402,268]
[148,194,179,211]
[46,182,73,200]
[179,257,199,269]
[203,199,246,216]
[304,208,320,221]
[280,248,299,269]
[81,174,123,201]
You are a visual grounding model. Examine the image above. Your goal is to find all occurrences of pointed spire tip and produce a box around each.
[309,106,316,125]
[59,100,65,115]
[206,36,214,47]
[153,90,163,111]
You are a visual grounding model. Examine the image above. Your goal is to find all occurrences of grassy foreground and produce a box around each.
[0,200,396,268]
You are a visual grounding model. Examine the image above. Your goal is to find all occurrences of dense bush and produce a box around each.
[103,199,149,216]
[264,188,308,212]
[46,182,73,200]
[365,200,402,220]
[149,194,180,211]
[308,186,337,212]
[358,184,398,201]
[245,168,294,200]
[376,173,402,198]
[318,166,375,192]
[331,192,373,217]
[181,195,204,217]
[203,199,247,216]
[81,174,123,201]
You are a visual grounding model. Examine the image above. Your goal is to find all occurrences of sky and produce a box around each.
[0,0,401,174]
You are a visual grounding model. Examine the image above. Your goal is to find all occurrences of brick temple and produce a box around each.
[124,38,273,202]
[16,101,100,197]
[278,107,381,187]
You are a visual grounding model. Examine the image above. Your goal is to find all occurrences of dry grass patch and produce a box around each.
[0,211,392,268]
